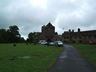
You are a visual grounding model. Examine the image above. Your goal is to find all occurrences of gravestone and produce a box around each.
[13,43,16,47]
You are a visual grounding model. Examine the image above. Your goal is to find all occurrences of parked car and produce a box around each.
[90,41,96,44]
[40,41,48,45]
[38,40,48,45]
[49,42,55,46]
[54,41,64,47]
[38,40,45,44]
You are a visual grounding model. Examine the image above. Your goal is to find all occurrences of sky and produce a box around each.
[0,0,96,39]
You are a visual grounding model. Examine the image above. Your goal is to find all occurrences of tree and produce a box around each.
[19,37,25,43]
[0,29,8,43]
[8,25,20,43]
[0,25,25,43]
[28,32,34,43]
[9,25,20,37]
[28,32,40,44]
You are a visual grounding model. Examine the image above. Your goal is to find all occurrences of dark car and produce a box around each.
[90,41,96,44]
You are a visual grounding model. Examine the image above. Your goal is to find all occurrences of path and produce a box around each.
[48,45,96,72]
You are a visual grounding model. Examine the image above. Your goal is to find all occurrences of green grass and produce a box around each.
[0,44,63,72]
[72,44,96,66]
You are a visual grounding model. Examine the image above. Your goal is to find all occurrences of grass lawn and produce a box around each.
[0,44,63,72]
[72,44,96,66]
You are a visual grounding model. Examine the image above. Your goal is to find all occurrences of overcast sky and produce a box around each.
[0,0,96,39]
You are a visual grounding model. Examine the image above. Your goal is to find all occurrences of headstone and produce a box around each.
[13,43,16,47]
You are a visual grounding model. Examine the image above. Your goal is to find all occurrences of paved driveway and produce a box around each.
[48,45,96,72]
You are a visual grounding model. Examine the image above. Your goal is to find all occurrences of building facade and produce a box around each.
[62,28,96,43]
[41,22,61,41]
[31,22,61,42]
[29,22,96,43]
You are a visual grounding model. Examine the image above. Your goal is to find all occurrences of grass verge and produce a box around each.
[72,44,96,67]
[0,44,63,72]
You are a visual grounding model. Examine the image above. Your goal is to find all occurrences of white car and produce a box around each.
[54,41,64,47]
[40,41,48,45]
[49,42,55,46]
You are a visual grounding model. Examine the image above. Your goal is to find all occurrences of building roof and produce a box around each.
[46,22,54,27]
[80,30,96,33]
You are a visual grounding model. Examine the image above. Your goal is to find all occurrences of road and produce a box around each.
[48,45,96,72]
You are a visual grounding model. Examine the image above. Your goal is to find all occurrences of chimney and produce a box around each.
[72,29,74,32]
[69,29,71,33]
[78,28,80,32]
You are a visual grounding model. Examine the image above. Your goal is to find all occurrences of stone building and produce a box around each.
[31,22,61,42]
[62,28,96,43]
[41,22,61,42]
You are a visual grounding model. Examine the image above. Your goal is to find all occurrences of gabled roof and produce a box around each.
[46,22,53,27]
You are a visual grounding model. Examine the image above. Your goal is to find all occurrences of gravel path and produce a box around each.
[48,45,96,72]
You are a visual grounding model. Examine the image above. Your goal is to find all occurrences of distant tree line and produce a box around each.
[0,25,25,43]
[0,25,40,43]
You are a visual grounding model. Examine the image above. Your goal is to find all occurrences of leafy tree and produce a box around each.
[28,32,40,43]
[9,25,20,37]
[0,25,25,43]
[0,29,7,43]
[8,25,21,43]
[28,32,34,43]
[19,37,25,43]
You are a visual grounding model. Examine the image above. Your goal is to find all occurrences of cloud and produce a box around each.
[0,0,96,39]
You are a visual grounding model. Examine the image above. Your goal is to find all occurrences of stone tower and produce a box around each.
[42,22,55,41]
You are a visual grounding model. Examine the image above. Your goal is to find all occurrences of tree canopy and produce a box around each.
[0,25,25,43]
